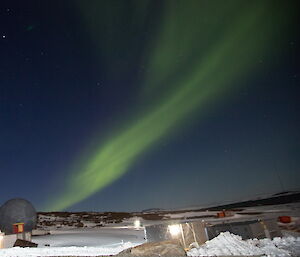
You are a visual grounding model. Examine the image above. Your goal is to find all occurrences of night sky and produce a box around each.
[0,0,299,212]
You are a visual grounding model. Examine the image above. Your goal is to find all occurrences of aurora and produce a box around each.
[46,1,294,210]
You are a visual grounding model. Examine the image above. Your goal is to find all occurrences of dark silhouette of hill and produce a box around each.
[205,191,300,211]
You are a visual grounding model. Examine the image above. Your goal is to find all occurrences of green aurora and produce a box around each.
[47,1,293,210]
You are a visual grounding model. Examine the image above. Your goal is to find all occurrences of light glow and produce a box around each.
[0,232,4,249]
[168,224,181,237]
[134,219,141,229]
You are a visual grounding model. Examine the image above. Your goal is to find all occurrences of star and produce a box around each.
[2,35,6,39]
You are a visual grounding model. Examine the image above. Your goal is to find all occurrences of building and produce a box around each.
[0,198,36,248]
[144,217,282,249]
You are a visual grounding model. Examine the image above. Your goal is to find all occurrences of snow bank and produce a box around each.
[0,242,136,257]
[188,232,263,256]
[250,236,300,257]
[187,232,300,257]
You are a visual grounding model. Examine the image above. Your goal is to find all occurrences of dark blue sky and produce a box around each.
[0,0,299,211]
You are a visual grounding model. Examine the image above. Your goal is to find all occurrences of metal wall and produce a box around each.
[145,221,208,248]
[144,218,281,247]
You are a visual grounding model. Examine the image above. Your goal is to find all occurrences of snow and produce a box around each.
[32,227,144,247]
[188,232,263,256]
[167,211,217,219]
[1,231,299,257]
[0,243,136,256]
[0,227,145,257]
[0,202,299,256]
[187,232,300,257]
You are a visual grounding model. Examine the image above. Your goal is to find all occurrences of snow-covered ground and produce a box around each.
[0,243,136,256]
[187,232,300,257]
[0,201,299,256]
[1,226,145,256]
[1,231,299,257]
[32,227,145,247]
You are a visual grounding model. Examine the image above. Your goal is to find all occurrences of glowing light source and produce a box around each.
[168,224,181,237]
[0,231,4,249]
[134,219,141,229]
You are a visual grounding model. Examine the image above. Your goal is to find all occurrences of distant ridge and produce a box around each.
[205,191,300,211]
[142,208,164,213]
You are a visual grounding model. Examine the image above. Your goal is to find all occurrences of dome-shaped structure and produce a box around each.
[0,198,37,234]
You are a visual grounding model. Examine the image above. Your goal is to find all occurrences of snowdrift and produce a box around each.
[187,232,300,257]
